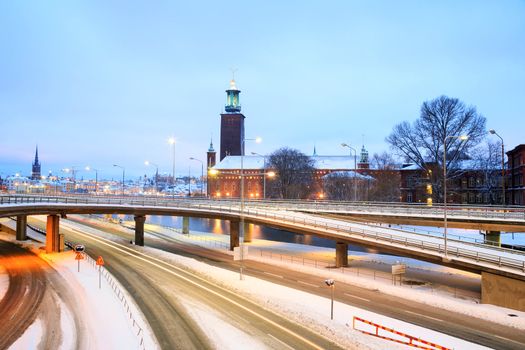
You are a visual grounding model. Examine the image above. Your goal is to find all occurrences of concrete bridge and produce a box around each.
[1,194,525,311]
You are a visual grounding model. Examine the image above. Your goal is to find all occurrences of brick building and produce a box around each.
[507,144,525,205]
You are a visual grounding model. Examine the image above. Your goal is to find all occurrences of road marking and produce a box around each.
[404,310,443,322]
[268,333,296,350]
[298,280,319,288]
[493,334,515,343]
[66,226,326,350]
[343,293,370,302]
[264,272,284,279]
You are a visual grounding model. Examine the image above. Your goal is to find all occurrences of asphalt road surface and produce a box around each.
[0,240,47,350]
[65,215,525,350]
[30,217,343,350]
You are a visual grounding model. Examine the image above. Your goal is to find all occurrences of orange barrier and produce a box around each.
[353,316,451,350]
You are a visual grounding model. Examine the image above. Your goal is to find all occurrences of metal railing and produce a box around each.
[1,194,525,275]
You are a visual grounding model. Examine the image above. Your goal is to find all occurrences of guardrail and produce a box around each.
[1,195,525,275]
[2,194,525,221]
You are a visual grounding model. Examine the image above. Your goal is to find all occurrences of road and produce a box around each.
[30,216,343,350]
[66,215,525,350]
[0,240,47,349]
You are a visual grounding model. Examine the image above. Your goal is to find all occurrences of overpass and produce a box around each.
[1,194,525,311]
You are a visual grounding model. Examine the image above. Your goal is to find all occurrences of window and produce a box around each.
[468,177,475,187]
[469,192,475,203]
[407,192,413,203]
[461,193,468,203]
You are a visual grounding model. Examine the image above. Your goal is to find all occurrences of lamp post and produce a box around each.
[63,166,80,193]
[189,157,204,196]
[251,152,267,199]
[168,137,176,199]
[85,166,99,194]
[341,143,357,201]
[489,129,505,206]
[113,164,125,196]
[238,137,262,279]
[443,135,469,257]
[145,161,159,193]
[325,279,335,320]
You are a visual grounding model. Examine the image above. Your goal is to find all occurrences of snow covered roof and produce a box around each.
[213,155,358,170]
[401,160,495,171]
[322,171,375,180]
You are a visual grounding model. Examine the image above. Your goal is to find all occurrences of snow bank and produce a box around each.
[9,318,42,350]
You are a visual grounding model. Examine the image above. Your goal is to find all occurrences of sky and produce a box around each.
[0,1,524,180]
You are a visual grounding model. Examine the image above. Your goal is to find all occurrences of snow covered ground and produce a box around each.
[144,224,525,330]
[61,217,496,349]
[0,229,157,350]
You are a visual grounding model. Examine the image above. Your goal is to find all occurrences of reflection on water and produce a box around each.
[118,215,370,252]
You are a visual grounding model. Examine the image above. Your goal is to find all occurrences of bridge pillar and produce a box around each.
[243,222,252,243]
[483,231,501,247]
[229,220,239,251]
[16,215,27,241]
[134,215,146,246]
[46,215,60,253]
[335,242,348,267]
[182,217,190,234]
[482,272,525,311]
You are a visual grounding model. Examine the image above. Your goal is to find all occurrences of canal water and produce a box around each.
[117,214,372,252]
[115,214,525,251]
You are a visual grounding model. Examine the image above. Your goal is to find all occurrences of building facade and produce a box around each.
[507,144,525,205]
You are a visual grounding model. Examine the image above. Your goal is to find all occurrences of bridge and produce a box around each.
[1,194,525,311]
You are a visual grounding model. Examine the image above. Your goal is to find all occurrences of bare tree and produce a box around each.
[471,141,503,204]
[386,95,486,202]
[267,147,315,199]
[369,152,401,202]
[323,172,371,201]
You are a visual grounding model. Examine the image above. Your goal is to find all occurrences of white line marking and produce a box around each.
[298,280,319,288]
[268,333,296,350]
[263,272,284,279]
[404,310,443,322]
[343,293,370,302]
[493,334,515,343]
[67,227,325,350]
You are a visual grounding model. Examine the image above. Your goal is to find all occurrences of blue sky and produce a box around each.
[1,1,524,180]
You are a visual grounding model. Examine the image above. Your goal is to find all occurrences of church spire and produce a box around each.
[34,145,39,164]
[208,137,215,152]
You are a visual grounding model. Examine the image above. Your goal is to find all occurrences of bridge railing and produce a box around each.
[2,195,525,274]
[2,194,525,221]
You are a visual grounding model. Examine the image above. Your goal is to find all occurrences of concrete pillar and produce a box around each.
[182,217,190,234]
[46,215,60,253]
[229,220,239,251]
[335,242,348,268]
[483,230,501,247]
[482,272,525,311]
[243,222,252,243]
[134,215,146,246]
[16,215,27,241]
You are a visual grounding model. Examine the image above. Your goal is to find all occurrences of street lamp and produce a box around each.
[62,166,80,193]
[145,160,159,193]
[250,152,268,199]
[489,129,505,205]
[85,166,99,194]
[325,279,335,320]
[113,164,125,196]
[189,157,204,196]
[443,134,469,257]
[341,143,357,201]
[168,137,176,198]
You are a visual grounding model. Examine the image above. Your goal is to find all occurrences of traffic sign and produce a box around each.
[96,256,105,266]
[75,252,84,260]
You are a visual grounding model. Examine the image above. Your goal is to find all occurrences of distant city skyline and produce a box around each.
[1,1,524,179]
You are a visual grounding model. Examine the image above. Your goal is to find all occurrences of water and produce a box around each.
[116,214,371,252]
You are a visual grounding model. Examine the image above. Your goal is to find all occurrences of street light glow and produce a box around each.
[168,137,175,145]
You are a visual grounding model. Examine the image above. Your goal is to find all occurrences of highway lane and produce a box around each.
[66,215,525,350]
[30,217,343,350]
[0,240,47,349]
